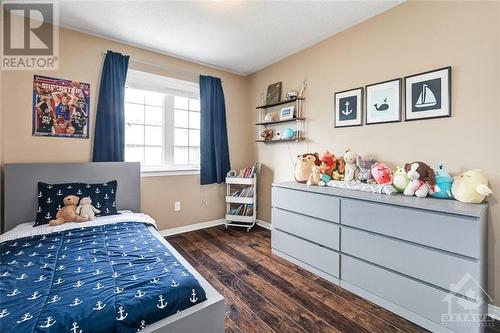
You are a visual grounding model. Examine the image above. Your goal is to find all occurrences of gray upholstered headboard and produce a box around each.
[3,162,140,233]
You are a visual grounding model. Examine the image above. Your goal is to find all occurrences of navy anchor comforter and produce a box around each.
[0,221,207,332]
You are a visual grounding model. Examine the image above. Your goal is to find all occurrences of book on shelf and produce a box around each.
[228,204,254,216]
[230,186,254,198]
[235,162,259,178]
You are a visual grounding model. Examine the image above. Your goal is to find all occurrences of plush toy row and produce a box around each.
[49,195,100,226]
[294,150,493,204]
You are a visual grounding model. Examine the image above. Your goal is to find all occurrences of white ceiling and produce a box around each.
[58,1,403,75]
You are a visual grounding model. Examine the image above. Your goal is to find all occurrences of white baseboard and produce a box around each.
[158,219,225,237]
[257,219,272,230]
[490,304,500,321]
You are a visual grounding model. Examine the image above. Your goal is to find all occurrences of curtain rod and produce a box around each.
[103,51,221,81]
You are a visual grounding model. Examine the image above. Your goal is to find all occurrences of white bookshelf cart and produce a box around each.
[225,175,257,232]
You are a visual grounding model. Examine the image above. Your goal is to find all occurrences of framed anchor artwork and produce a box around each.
[334,87,363,128]
[365,78,402,125]
[404,66,451,121]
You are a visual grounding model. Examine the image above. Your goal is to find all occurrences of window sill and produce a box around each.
[140,168,200,177]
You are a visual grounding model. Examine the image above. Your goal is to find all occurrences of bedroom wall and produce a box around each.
[0,25,254,231]
[248,1,500,306]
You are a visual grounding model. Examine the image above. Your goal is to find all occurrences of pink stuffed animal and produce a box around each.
[371,162,393,185]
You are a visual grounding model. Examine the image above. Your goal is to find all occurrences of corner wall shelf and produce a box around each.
[256,97,306,143]
[255,137,305,144]
[255,117,305,126]
[256,97,305,109]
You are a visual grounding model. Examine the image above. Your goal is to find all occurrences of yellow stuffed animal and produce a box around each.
[451,169,492,203]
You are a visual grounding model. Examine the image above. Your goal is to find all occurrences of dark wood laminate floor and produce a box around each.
[167,226,500,333]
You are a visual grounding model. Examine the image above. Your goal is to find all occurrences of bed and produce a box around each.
[1,162,225,333]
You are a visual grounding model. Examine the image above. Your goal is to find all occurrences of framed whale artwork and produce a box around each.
[334,87,363,128]
[404,66,451,121]
[365,78,402,125]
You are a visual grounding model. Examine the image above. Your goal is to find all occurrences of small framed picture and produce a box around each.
[405,66,451,121]
[365,78,402,125]
[266,81,282,105]
[280,106,295,120]
[334,87,363,128]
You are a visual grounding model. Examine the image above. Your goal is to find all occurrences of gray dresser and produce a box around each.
[271,182,488,333]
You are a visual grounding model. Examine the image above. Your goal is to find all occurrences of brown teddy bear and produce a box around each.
[49,195,88,226]
[294,153,321,183]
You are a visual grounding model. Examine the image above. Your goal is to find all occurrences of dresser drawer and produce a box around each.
[272,229,339,278]
[272,187,339,223]
[272,208,339,250]
[341,255,485,333]
[341,227,481,299]
[341,199,480,258]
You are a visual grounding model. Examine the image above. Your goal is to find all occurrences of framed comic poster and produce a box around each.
[334,87,363,128]
[365,78,402,125]
[404,66,451,121]
[32,75,90,138]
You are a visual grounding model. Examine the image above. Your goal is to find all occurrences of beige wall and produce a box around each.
[248,1,500,306]
[1,26,254,230]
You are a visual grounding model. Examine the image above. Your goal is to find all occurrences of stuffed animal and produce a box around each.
[431,163,453,199]
[343,149,359,182]
[260,128,274,141]
[371,162,393,185]
[294,153,321,183]
[76,197,101,220]
[356,156,377,183]
[332,157,346,180]
[403,162,437,198]
[451,169,492,203]
[393,166,410,192]
[49,195,88,226]
[307,165,325,186]
[319,150,336,183]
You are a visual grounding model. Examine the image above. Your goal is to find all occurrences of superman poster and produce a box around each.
[32,75,90,138]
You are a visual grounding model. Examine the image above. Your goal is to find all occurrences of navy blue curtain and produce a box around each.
[199,75,231,184]
[92,50,130,162]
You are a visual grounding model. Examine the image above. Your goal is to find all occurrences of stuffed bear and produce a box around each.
[307,165,325,186]
[403,162,437,198]
[76,197,101,220]
[294,153,321,183]
[451,169,492,203]
[49,195,88,226]
[343,149,359,182]
[356,156,377,183]
[371,162,393,185]
[393,166,410,192]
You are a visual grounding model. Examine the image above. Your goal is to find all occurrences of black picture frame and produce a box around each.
[365,78,402,125]
[404,66,452,122]
[266,81,282,105]
[334,87,363,128]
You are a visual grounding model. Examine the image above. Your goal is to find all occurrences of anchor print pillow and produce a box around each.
[85,180,118,217]
[35,180,118,226]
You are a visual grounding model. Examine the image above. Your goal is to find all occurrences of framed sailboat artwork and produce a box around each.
[365,78,402,125]
[334,87,363,128]
[404,66,451,121]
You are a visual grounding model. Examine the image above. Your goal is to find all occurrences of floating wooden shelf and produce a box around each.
[255,117,305,126]
[256,137,305,143]
[256,97,305,109]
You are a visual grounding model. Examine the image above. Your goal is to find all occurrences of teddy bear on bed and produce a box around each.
[76,197,101,220]
[49,195,88,226]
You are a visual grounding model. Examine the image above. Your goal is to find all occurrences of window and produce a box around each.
[124,70,200,173]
